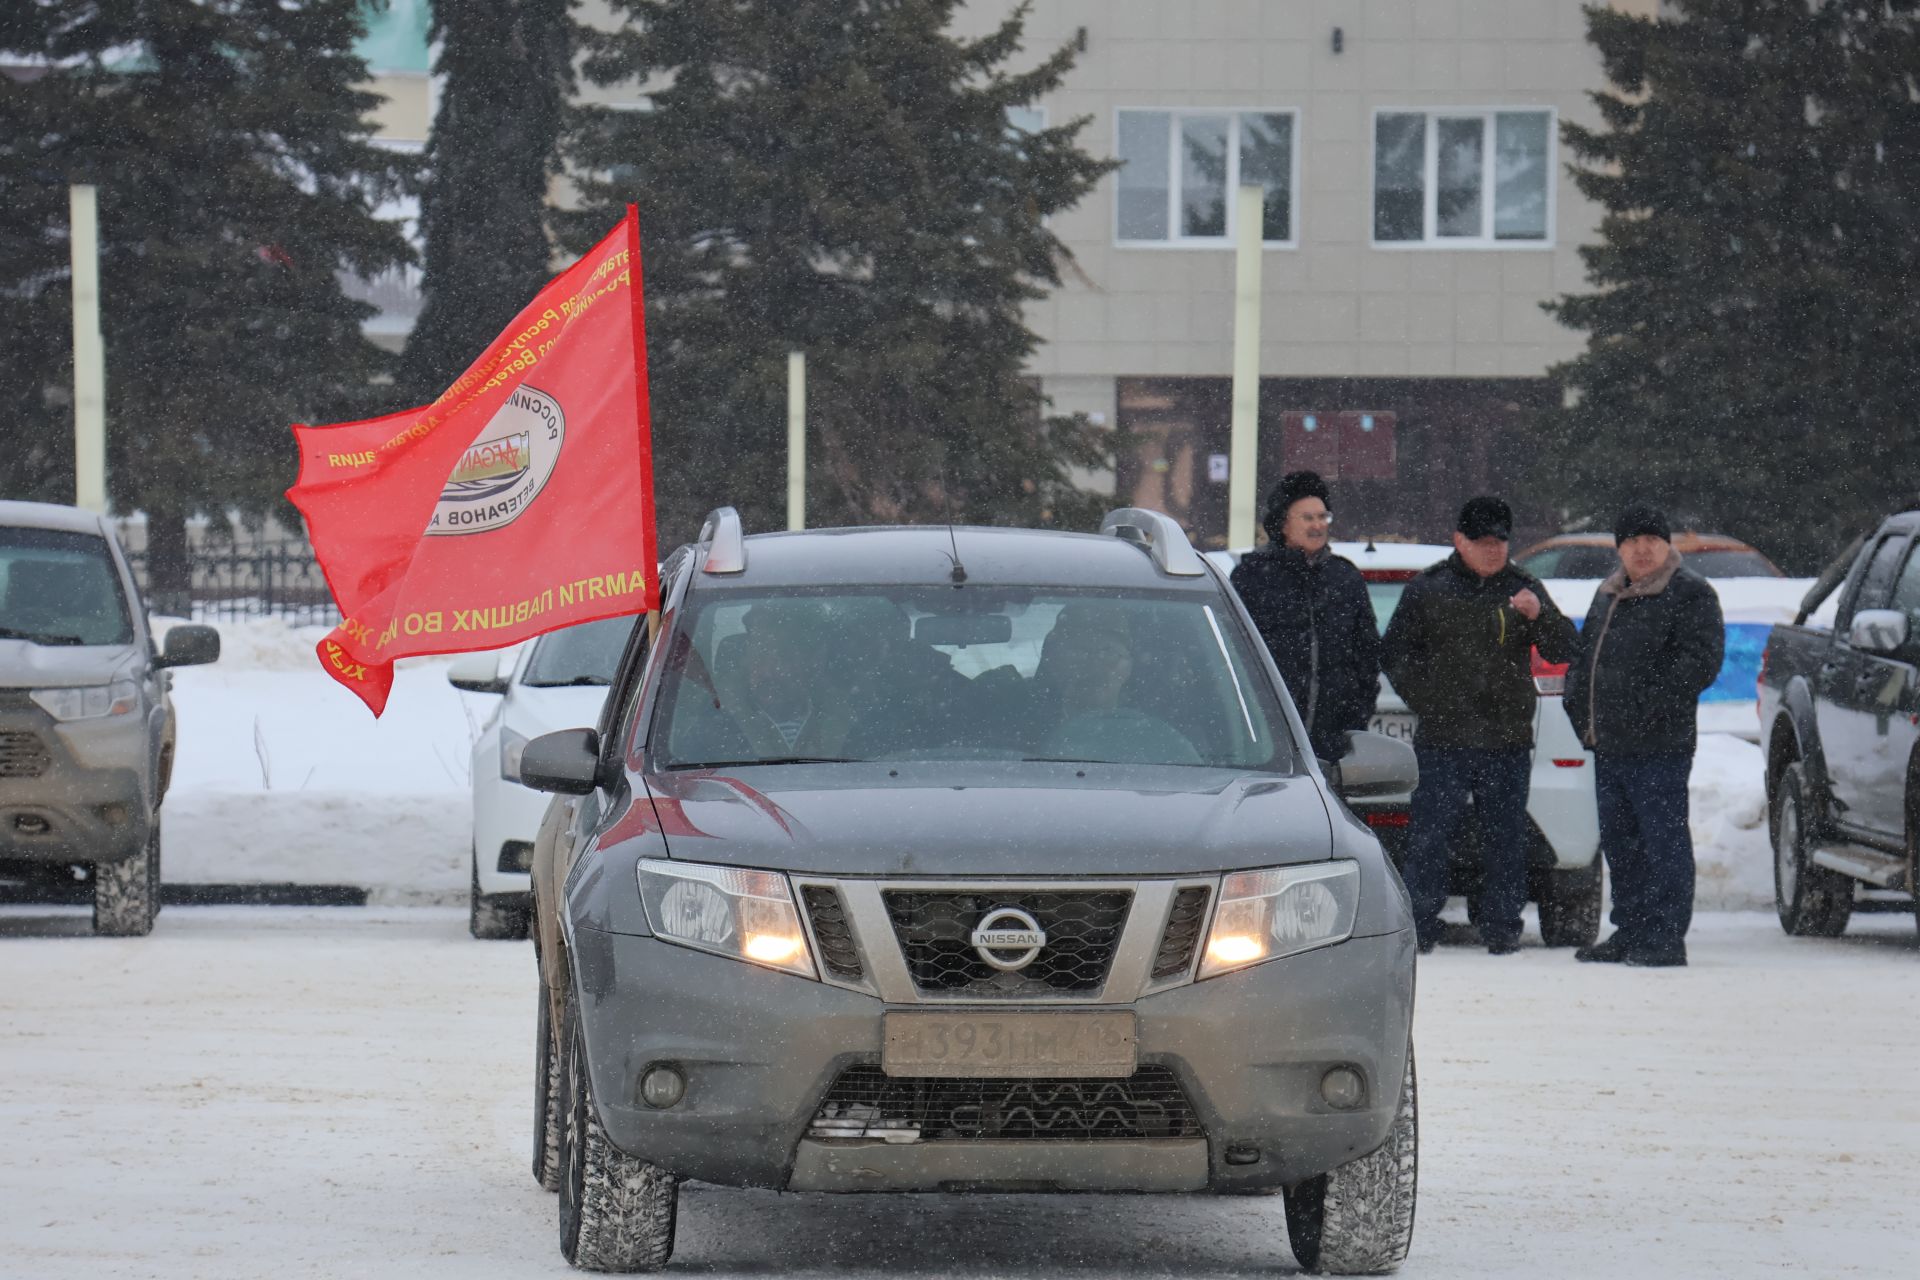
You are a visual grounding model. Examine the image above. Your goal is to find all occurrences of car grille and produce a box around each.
[800,885,865,981]
[809,1065,1200,1142]
[882,890,1132,996]
[0,731,51,779]
[1152,886,1212,980]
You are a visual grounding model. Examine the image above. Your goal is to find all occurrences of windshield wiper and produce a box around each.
[0,626,84,646]
[672,756,862,769]
[522,675,611,688]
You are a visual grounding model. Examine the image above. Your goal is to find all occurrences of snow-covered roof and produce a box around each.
[1205,541,1453,576]
[0,499,112,538]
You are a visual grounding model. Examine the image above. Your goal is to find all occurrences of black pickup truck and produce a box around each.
[1758,510,1920,938]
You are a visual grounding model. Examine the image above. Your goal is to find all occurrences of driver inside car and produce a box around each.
[1030,602,1201,765]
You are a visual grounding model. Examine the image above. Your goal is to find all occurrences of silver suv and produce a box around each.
[0,500,219,934]
[521,509,1420,1274]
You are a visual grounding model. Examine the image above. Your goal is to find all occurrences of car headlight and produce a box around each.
[499,726,530,782]
[1199,861,1360,979]
[637,859,817,979]
[30,679,138,722]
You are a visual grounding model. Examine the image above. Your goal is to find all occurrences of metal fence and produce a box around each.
[126,537,341,627]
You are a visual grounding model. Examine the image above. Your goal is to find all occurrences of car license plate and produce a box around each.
[882,1011,1137,1079]
[1369,712,1417,742]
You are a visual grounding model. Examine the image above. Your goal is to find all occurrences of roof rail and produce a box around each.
[1099,507,1206,577]
[699,506,746,574]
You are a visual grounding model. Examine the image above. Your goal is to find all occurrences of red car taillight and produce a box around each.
[1531,646,1568,696]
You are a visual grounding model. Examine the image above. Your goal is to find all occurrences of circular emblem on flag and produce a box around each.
[427,385,566,537]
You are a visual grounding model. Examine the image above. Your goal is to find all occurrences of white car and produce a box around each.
[447,615,636,938]
[1209,540,1602,947]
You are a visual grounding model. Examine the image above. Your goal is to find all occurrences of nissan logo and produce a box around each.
[970,906,1047,971]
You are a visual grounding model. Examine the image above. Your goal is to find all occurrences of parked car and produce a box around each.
[447,613,635,939]
[1758,511,1920,937]
[0,500,219,934]
[1516,530,1784,579]
[520,507,1421,1275]
[1208,541,1602,947]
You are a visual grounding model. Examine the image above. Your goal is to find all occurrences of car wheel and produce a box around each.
[92,822,158,937]
[470,847,529,940]
[558,988,677,1272]
[150,814,163,917]
[533,981,562,1193]
[1284,1047,1418,1275]
[1536,857,1602,949]
[1772,763,1852,938]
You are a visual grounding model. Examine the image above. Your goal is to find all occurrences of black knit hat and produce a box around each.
[1262,470,1331,539]
[1456,495,1513,542]
[1613,504,1672,545]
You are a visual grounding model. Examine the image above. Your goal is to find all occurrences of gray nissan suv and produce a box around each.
[520,508,1420,1274]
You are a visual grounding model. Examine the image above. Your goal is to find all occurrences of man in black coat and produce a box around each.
[1231,471,1380,763]
[1564,505,1724,968]
[1381,496,1579,954]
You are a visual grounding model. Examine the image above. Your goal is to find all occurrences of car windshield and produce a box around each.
[1682,549,1779,577]
[650,587,1296,771]
[0,527,133,647]
[521,615,634,687]
[1364,582,1404,633]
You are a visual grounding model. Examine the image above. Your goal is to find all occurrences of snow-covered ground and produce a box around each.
[0,907,1914,1278]
[152,616,1783,910]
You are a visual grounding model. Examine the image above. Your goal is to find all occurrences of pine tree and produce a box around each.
[399,0,572,404]
[1545,1,1920,572]
[558,0,1114,543]
[0,1,410,604]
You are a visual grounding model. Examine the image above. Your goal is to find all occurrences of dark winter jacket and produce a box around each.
[1564,549,1724,756]
[1380,553,1579,750]
[1231,545,1380,760]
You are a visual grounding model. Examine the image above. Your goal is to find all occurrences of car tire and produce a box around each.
[558,989,677,1272]
[1284,1048,1418,1275]
[92,820,158,937]
[1537,857,1602,949]
[1773,763,1852,938]
[533,982,563,1193]
[470,849,529,941]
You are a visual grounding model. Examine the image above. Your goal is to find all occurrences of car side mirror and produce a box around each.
[447,650,510,695]
[1847,608,1908,656]
[520,728,603,795]
[1332,730,1418,800]
[155,624,220,669]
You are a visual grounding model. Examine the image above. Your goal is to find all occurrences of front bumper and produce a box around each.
[0,707,151,865]
[570,925,1415,1193]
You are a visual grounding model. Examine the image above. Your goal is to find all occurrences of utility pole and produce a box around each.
[70,184,108,514]
[1227,184,1264,551]
[786,350,806,531]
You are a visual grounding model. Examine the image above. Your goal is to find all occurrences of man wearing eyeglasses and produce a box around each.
[1230,470,1381,764]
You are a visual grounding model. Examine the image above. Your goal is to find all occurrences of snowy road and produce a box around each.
[2,907,1916,1279]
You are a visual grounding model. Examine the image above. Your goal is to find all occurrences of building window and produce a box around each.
[1116,109,1296,247]
[1372,109,1553,247]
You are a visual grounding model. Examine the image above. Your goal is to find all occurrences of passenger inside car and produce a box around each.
[1027,602,1201,764]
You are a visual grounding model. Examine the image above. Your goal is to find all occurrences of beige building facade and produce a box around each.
[357,1,1653,544]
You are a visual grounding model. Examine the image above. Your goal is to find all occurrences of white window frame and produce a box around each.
[1113,107,1300,250]
[1368,106,1557,250]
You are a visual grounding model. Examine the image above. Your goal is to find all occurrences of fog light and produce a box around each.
[1321,1066,1366,1110]
[639,1065,685,1109]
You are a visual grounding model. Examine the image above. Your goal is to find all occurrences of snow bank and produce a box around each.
[157,616,492,904]
[1689,734,1775,911]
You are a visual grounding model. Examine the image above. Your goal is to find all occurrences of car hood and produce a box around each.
[0,640,140,689]
[637,762,1334,877]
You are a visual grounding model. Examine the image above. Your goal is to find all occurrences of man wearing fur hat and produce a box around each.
[1564,505,1724,968]
[1230,470,1380,763]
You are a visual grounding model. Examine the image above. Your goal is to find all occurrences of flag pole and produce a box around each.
[1227,184,1264,552]
[787,351,806,531]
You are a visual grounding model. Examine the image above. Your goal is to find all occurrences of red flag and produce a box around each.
[288,208,657,715]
